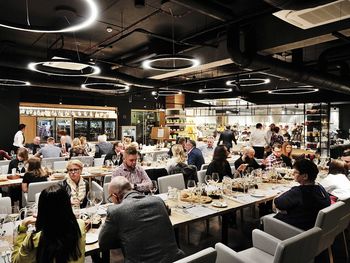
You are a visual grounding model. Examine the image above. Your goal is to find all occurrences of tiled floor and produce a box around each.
[86,207,349,263]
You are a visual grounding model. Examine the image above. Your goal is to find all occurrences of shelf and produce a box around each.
[165,115,186,118]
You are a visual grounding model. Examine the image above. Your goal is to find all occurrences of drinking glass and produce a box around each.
[87,191,96,206]
[9,206,20,244]
[150,180,158,195]
[17,162,24,173]
[111,155,118,165]
[0,208,7,239]
[93,191,103,207]
[204,174,212,185]
[187,180,196,191]
[212,173,219,183]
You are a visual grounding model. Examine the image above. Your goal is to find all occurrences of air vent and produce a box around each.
[273,0,350,29]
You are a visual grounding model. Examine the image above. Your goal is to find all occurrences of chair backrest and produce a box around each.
[338,198,350,232]
[71,156,94,167]
[173,247,217,263]
[91,181,103,193]
[274,227,322,263]
[0,165,9,175]
[0,197,11,213]
[197,170,207,184]
[200,164,209,171]
[158,173,185,194]
[94,158,104,167]
[314,201,345,253]
[27,181,59,205]
[42,157,66,169]
[230,166,236,175]
[53,160,68,170]
[104,175,112,185]
[103,183,110,203]
[0,160,10,167]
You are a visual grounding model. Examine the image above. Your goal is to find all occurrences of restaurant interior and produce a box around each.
[1,0,350,262]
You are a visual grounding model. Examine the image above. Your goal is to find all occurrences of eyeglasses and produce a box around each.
[107,194,115,203]
[67,168,81,173]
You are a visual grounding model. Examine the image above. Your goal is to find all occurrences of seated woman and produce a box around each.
[79,136,91,153]
[274,159,331,230]
[206,145,232,182]
[59,160,89,208]
[281,141,293,167]
[69,138,89,158]
[22,157,48,193]
[320,159,350,200]
[8,147,28,174]
[12,184,86,263]
[166,144,187,174]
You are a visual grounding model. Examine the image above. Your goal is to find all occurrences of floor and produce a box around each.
[86,207,350,263]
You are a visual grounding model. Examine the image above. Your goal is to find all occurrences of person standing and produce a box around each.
[13,124,26,153]
[99,176,184,262]
[266,123,275,146]
[218,125,237,151]
[250,123,267,159]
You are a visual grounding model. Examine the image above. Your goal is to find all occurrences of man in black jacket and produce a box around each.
[218,125,237,151]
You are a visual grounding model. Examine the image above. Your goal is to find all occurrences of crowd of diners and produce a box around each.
[1,122,350,262]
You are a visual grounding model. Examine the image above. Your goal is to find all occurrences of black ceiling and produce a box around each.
[1,0,350,106]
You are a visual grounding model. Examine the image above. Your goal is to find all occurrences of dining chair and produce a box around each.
[53,160,68,170]
[42,157,66,169]
[214,227,322,263]
[23,180,60,206]
[0,165,9,175]
[71,156,94,167]
[262,201,347,263]
[0,197,11,213]
[158,173,185,194]
[197,170,207,184]
[200,164,209,171]
[91,180,103,193]
[103,183,110,203]
[0,160,10,167]
[173,247,217,263]
[103,175,112,185]
[94,158,104,167]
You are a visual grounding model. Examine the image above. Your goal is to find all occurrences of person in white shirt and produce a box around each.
[13,124,26,153]
[200,136,215,159]
[320,159,350,200]
[250,123,267,159]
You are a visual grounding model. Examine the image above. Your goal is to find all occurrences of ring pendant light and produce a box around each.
[0,79,30,86]
[142,55,200,71]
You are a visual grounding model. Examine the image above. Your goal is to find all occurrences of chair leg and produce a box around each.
[328,247,334,263]
[343,231,349,259]
[206,218,210,235]
[186,225,190,244]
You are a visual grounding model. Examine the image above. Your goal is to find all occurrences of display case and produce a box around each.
[165,108,187,140]
[74,119,89,139]
[131,110,159,144]
[305,103,330,156]
[37,118,55,141]
[74,119,116,141]
[121,126,136,142]
[90,119,104,141]
[56,118,72,142]
[104,120,116,140]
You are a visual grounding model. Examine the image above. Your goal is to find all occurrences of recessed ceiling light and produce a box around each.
[0,0,98,33]
[106,26,113,33]
[142,55,200,71]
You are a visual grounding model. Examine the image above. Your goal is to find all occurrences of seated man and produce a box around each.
[264,143,284,170]
[112,146,152,193]
[104,141,124,166]
[99,176,184,263]
[35,137,61,158]
[185,139,205,171]
[25,136,41,155]
[341,149,350,171]
[95,134,113,158]
[57,136,71,154]
[199,136,215,159]
[234,146,264,172]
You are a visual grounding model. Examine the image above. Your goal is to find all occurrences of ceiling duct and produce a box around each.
[270,0,350,29]
[227,25,350,95]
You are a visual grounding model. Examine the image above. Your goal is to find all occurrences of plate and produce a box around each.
[86,233,98,244]
[212,202,228,208]
[250,192,265,198]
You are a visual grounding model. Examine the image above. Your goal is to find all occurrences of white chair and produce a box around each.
[103,183,110,203]
[173,247,217,263]
[71,156,94,167]
[53,160,68,170]
[197,170,207,184]
[104,175,112,185]
[200,164,209,171]
[215,227,322,263]
[158,173,185,194]
[262,201,347,262]
[0,165,9,175]
[91,180,103,193]
[23,181,60,206]
[231,166,236,175]
[0,160,10,167]
[42,157,66,169]
[35,193,41,205]
[0,197,11,213]
[94,158,104,167]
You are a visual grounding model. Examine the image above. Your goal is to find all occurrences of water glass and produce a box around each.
[150,180,158,195]
[212,173,219,183]
[204,174,212,185]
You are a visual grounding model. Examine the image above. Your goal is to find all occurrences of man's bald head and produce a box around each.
[109,176,132,203]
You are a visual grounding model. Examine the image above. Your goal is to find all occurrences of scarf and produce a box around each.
[66,176,86,203]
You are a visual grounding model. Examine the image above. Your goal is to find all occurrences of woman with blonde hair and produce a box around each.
[22,157,48,193]
[59,160,89,208]
[166,144,187,174]
[69,138,88,158]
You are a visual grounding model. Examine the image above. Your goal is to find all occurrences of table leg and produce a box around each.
[174,227,180,248]
[221,215,228,245]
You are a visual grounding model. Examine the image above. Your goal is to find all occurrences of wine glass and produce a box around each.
[93,191,103,207]
[112,155,118,165]
[105,160,112,168]
[86,191,96,206]
[187,180,196,191]
[17,162,24,173]
[204,174,212,186]
[0,207,8,239]
[8,206,20,244]
[212,173,219,183]
[150,180,158,195]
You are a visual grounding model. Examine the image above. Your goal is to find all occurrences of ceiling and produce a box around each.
[1,0,350,106]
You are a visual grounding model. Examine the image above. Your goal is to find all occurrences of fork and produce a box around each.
[1,251,7,263]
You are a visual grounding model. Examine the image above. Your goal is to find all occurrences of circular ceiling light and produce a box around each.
[226,78,270,87]
[0,0,98,33]
[0,79,30,86]
[268,87,319,95]
[157,90,182,96]
[28,59,100,76]
[81,83,129,93]
[198,87,233,94]
[142,55,200,71]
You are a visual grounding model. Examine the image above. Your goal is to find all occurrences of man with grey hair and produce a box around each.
[25,136,41,154]
[200,136,215,158]
[234,146,264,172]
[95,134,113,158]
[99,176,184,262]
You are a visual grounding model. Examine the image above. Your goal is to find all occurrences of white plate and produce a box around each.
[212,202,228,208]
[250,192,265,198]
[86,233,98,244]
